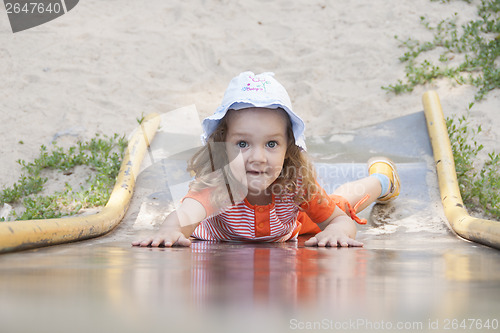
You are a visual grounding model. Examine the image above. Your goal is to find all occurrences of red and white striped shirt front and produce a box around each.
[184,181,338,242]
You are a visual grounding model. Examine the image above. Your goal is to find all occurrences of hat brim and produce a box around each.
[201,101,306,150]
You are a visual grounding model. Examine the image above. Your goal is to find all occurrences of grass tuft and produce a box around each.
[0,133,127,221]
[447,114,500,219]
[383,0,500,101]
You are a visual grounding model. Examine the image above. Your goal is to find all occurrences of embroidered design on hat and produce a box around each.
[242,75,270,92]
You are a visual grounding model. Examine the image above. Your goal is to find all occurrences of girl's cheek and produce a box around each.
[228,151,247,183]
[268,166,283,178]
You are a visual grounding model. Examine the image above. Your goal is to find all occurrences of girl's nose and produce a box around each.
[249,146,266,163]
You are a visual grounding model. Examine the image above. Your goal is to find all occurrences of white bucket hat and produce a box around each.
[201,71,307,150]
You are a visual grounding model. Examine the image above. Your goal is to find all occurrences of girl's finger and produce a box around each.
[151,238,165,247]
[339,239,349,247]
[318,237,335,247]
[176,235,192,247]
[139,238,154,247]
[340,237,364,247]
[304,237,319,247]
[349,239,364,247]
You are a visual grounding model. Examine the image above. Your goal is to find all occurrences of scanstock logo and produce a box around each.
[4,0,79,33]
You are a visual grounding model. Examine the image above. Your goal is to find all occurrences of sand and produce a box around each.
[1,0,498,204]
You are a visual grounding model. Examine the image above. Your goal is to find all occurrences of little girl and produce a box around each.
[132,72,400,248]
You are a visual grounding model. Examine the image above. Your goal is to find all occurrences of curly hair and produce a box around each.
[187,108,321,211]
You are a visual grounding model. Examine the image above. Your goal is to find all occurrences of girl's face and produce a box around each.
[225,108,289,204]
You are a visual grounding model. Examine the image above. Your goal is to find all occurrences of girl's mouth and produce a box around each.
[247,170,264,175]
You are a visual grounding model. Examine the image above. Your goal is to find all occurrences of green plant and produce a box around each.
[0,133,127,221]
[383,0,500,101]
[136,112,146,124]
[447,113,500,219]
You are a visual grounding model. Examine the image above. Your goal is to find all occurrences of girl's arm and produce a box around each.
[304,207,364,247]
[132,198,206,247]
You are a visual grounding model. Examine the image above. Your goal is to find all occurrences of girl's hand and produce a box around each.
[132,229,192,247]
[304,216,364,247]
[305,210,364,247]
[304,232,363,247]
[132,198,205,248]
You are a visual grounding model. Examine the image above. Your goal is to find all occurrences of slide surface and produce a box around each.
[1,106,499,333]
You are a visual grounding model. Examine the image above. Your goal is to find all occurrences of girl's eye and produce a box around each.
[266,141,278,148]
[237,141,248,148]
